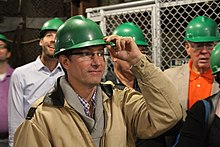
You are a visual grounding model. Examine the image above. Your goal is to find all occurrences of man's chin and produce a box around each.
[47,54,55,58]
[89,80,102,86]
[0,59,7,62]
[198,63,210,69]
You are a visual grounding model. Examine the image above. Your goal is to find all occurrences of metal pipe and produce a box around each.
[86,0,155,13]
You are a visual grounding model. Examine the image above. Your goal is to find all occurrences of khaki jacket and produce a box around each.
[14,56,182,147]
[164,64,219,118]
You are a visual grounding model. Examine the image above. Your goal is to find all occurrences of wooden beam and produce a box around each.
[70,0,98,16]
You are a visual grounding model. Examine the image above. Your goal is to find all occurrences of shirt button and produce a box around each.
[197,84,200,87]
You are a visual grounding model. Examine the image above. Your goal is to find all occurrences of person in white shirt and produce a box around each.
[8,17,64,147]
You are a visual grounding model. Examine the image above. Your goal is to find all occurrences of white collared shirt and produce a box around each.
[8,56,64,147]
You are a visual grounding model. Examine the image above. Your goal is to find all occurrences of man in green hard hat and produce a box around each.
[104,22,149,90]
[106,22,181,147]
[8,17,64,147]
[164,16,220,119]
[211,43,220,76]
[0,34,13,147]
[14,15,182,147]
[172,42,220,146]
[105,22,148,91]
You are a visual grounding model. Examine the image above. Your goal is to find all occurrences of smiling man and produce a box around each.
[164,16,220,119]
[8,18,64,147]
[13,15,182,147]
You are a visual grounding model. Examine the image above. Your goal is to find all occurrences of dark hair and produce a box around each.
[39,29,56,38]
[57,50,75,77]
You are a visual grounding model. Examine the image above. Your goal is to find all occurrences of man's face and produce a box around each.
[0,40,10,62]
[186,42,215,70]
[60,45,106,88]
[114,59,133,76]
[39,31,56,58]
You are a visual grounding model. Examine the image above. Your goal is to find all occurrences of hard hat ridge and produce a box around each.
[54,15,107,56]
[185,16,220,42]
[39,17,64,38]
[112,22,148,46]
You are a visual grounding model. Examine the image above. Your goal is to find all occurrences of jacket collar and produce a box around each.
[43,76,114,107]
[43,76,65,106]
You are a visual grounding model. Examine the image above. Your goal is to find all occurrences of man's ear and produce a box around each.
[185,42,191,56]
[59,55,70,70]
[6,51,11,59]
[39,39,43,46]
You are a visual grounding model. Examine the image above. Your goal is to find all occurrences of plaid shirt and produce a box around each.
[78,90,97,118]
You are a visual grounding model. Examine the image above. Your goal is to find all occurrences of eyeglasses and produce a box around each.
[0,46,7,50]
[69,50,105,61]
[189,42,215,51]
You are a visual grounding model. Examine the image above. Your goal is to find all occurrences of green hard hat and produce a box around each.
[112,22,148,46]
[185,16,220,42]
[210,42,220,75]
[0,34,10,51]
[54,15,107,56]
[0,34,9,42]
[39,17,64,38]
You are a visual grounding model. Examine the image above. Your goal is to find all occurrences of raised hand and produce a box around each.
[104,35,143,65]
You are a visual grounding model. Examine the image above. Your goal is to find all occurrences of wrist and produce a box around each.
[129,54,144,65]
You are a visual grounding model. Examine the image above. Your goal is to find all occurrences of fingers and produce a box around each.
[118,37,126,51]
[104,35,131,51]
[104,35,142,64]
[104,35,124,58]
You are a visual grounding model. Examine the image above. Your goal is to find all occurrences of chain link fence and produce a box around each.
[86,0,220,72]
[159,0,220,70]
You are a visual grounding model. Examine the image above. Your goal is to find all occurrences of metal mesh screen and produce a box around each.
[104,11,152,79]
[21,0,64,17]
[8,28,41,67]
[86,0,220,71]
[0,0,70,68]
[86,1,154,79]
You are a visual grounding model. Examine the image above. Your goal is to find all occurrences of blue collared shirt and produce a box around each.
[8,56,64,147]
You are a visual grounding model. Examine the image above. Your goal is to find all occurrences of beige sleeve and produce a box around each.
[123,55,182,140]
